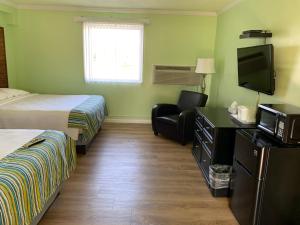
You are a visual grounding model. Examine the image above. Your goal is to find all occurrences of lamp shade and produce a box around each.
[195,58,215,74]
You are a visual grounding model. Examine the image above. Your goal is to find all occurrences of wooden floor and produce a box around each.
[40,123,238,225]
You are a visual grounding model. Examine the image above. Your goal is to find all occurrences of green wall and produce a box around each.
[211,0,300,108]
[13,10,217,120]
[3,0,300,119]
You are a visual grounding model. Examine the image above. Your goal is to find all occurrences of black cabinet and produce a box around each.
[230,129,300,225]
[192,107,255,194]
[230,160,257,225]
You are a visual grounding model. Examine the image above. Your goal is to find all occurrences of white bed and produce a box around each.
[0,129,76,225]
[0,93,89,140]
[0,89,105,148]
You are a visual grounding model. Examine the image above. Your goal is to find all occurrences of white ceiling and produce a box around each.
[10,0,238,12]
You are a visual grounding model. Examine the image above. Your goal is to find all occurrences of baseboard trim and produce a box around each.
[105,117,151,124]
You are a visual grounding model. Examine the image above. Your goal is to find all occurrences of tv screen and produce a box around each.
[237,44,275,95]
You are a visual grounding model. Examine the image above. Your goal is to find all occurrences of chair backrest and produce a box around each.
[177,90,208,112]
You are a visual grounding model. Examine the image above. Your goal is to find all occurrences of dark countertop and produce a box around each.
[195,107,257,129]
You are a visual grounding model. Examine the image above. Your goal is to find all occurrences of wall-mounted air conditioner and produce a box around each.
[152,65,202,85]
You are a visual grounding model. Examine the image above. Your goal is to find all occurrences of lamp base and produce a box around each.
[201,74,207,93]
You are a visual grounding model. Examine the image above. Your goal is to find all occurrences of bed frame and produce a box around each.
[76,126,102,154]
[30,184,62,225]
[76,144,89,154]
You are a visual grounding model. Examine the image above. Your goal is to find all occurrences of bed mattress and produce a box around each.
[0,129,76,225]
[0,94,106,145]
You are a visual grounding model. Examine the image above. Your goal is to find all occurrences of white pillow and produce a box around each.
[0,88,30,99]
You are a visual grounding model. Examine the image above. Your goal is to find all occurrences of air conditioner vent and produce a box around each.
[155,65,192,71]
[153,65,202,85]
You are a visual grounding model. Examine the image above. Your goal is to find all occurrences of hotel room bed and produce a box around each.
[0,129,76,225]
[0,89,106,152]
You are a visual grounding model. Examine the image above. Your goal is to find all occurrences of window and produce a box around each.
[83,22,144,83]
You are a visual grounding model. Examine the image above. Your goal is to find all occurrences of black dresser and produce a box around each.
[192,107,255,190]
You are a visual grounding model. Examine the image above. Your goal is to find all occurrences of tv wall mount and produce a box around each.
[240,30,272,39]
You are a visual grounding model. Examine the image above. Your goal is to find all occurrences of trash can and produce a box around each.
[209,164,232,197]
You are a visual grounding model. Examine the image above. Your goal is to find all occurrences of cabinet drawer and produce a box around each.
[195,122,203,133]
[235,131,260,176]
[195,119,203,130]
[203,118,215,141]
[200,146,211,180]
[202,132,214,155]
[192,139,202,162]
[196,114,204,127]
[195,130,203,143]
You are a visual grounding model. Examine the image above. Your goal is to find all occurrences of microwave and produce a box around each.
[257,104,300,145]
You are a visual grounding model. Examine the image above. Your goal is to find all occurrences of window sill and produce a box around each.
[85,80,143,85]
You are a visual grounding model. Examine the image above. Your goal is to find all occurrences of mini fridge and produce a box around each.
[230,129,300,225]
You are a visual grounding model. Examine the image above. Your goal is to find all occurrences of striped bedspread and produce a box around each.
[0,131,76,225]
[68,95,105,145]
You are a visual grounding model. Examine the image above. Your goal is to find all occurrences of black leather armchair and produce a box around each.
[152,90,208,145]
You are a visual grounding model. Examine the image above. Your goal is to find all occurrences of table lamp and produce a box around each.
[195,58,215,93]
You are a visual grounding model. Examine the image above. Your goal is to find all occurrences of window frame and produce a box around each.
[83,21,144,84]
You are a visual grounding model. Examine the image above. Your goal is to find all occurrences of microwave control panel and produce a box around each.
[277,121,285,138]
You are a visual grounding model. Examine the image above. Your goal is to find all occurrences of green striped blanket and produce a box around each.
[68,95,105,145]
[0,131,76,225]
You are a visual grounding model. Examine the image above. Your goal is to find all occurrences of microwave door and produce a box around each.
[258,111,278,135]
[258,125,275,135]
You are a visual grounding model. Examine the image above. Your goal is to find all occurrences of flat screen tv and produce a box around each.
[237,44,275,95]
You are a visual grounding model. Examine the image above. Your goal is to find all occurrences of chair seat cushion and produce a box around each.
[156,114,179,125]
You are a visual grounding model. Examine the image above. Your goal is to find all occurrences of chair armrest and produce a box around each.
[152,104,179,118]
[152,104,179,134]
[179,109,195,118]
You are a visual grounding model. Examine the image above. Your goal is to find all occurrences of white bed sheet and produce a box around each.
[0,94,90,140]
[0,129,45,160]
